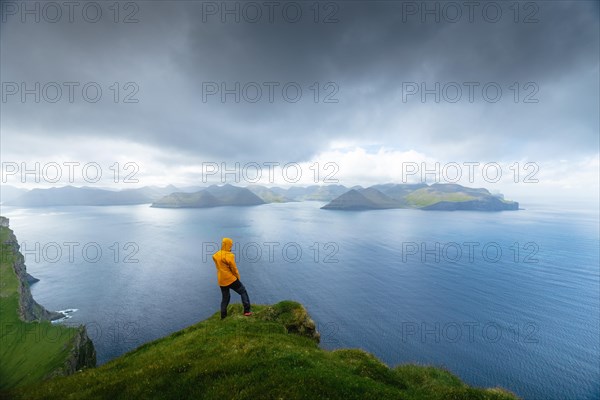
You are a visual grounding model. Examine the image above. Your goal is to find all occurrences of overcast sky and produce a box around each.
[1,0,598,201]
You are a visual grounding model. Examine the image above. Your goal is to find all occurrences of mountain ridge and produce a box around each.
[2,183,519,211]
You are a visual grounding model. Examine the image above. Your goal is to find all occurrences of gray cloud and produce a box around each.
[1,0,598,168]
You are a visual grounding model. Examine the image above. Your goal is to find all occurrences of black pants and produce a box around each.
[220,279,251,318]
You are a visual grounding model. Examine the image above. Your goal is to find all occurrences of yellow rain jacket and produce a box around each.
[212,237,240,286]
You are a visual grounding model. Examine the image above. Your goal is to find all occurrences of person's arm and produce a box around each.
[228,253,241,280]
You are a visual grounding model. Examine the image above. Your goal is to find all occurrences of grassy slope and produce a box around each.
[0,227,80,391]
[405,189,477,207]
[252,192,290,203]
[14,301,517,400]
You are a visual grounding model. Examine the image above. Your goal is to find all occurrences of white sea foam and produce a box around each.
[51,308,79,323]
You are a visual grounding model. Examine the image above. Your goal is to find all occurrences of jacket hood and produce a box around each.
[221,237,233,251]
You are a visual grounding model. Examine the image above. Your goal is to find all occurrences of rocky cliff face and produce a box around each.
[1,216,97,373]
[8,237,64,322]
[260,300,321,343]
[45,326,97,378]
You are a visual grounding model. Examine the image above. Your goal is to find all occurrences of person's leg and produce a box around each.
[229,280,251,313]
[220,286,230,319]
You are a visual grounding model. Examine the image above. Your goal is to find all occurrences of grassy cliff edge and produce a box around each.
[13,301,518,400]
[0,218,96,395]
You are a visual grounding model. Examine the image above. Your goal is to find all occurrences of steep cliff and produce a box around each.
[5,230,64,322]
[0,216,96,390]
[44,325,97,380]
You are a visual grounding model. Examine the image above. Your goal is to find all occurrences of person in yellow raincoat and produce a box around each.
[212,237,252,319]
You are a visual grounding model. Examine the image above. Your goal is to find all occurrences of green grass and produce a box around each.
[0,227,82,392]
[11,301,518,400]
[405,189,476,207]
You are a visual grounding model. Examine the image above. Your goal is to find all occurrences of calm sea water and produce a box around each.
[2,202,598,400]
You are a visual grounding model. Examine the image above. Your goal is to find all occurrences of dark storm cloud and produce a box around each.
[1,0,598,164]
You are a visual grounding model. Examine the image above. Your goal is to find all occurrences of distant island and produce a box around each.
[2,183,518,211]
[153,183,518,211]
[151,184,265,208]
[1,185,180,207]
[1,183,349,207]
[150,183,355,208]
[322,183,518,211]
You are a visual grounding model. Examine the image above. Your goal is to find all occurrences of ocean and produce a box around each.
[2,201,598,399]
